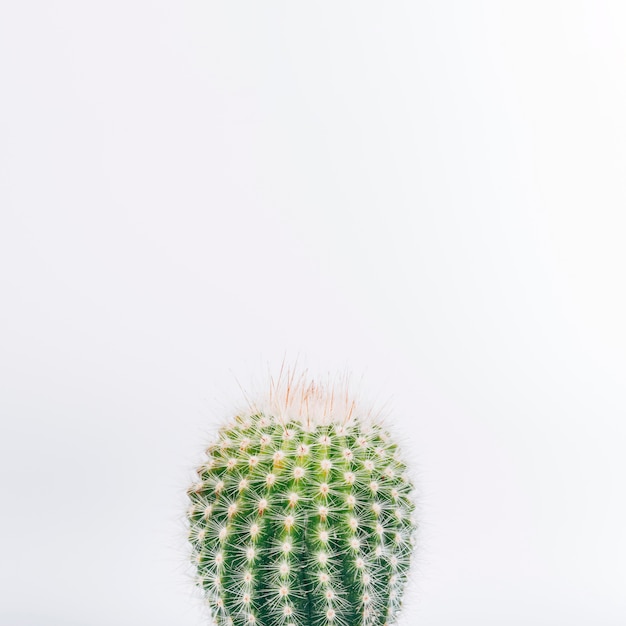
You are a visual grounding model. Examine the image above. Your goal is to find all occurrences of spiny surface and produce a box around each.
[187,414,416,626]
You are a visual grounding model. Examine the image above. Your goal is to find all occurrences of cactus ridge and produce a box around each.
[187,413,417,626]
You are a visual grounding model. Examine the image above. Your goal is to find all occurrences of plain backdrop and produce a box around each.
[1,2,625,625]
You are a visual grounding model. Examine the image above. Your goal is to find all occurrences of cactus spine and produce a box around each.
[187,378,417,626]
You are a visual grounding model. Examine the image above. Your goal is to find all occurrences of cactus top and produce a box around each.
[187,377,417,626]
[228,373,381,430]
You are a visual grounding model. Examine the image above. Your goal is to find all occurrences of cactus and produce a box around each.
[186,375,417,626]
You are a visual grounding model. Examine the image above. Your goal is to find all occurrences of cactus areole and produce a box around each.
[186,376,417,626]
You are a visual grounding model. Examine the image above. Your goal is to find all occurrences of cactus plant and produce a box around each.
[186,374,417,626]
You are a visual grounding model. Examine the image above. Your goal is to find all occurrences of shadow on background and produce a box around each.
[0,615,88,626]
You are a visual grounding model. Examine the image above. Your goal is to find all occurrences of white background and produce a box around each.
[1,2,625,624]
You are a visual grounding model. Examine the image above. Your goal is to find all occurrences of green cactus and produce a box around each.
[186,378,417,626]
